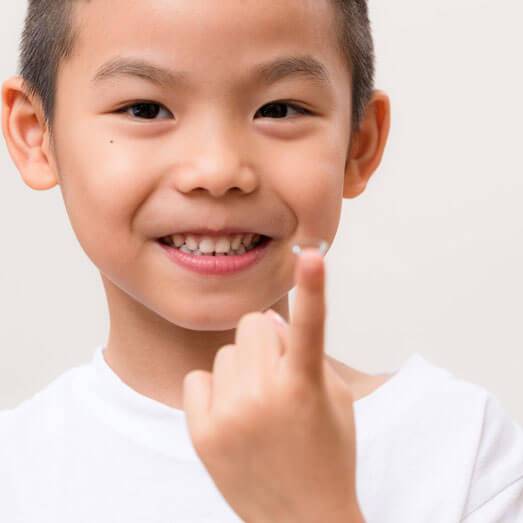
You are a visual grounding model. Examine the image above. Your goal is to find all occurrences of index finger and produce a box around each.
[286,242,328,382]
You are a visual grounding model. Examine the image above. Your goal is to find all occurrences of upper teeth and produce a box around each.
[169,233,261,254]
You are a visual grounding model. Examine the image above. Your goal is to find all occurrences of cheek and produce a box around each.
[54,126,153,269]
[275,135,345,241]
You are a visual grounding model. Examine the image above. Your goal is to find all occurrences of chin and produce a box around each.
[167,310,244,332]
[180,320,239,332]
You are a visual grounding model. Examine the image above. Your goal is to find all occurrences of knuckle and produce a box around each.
[216,344,236,357]
[242,384,269,415]
[282,375,314,405]
[211,411,249,451]
[213,344,235,365]
[215,406,243,431]
[189,419,214,454]
[215,396,264,435]
[192,412,238,455]
[237,311,264,331]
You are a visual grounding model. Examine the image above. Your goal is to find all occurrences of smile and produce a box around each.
[156,235,273,275]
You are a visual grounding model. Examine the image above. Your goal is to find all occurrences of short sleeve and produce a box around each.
[461,392,523,521]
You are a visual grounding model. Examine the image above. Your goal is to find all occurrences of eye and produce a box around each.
[115,101,173,120]
[256,101,311,119]
[114,100,311,121]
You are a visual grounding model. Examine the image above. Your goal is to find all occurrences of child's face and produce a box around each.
[47,0,356,330]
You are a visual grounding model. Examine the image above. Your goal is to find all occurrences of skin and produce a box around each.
[1,0,390,410]
[183,250,367,521]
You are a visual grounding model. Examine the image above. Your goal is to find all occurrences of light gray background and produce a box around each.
[1,1,522,423]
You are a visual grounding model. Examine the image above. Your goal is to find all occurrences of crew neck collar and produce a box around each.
[81,345,430,461]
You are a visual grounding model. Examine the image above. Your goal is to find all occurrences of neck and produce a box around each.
[100,274,290,410]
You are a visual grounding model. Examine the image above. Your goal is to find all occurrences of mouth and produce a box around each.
[156,232,273,276]
[156,232,272,256]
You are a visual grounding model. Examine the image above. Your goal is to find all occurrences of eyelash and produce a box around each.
[114,100,312,120]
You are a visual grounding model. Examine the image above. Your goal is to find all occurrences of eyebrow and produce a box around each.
[91,54,332,89]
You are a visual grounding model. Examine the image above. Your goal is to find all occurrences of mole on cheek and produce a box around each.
[110,140,114,144]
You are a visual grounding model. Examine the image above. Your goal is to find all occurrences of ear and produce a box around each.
[343,90,391,199]
[1,75,59,190]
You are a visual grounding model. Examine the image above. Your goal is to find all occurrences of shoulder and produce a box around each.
[405,357,522,454]
[413,360,523,519]
[0,364,91,494]
[0,364,87,447]
[357,354,522,468]
[461,390,523,519]
[392,358,523,520]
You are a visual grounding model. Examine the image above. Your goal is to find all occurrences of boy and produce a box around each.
[1,0,522,521]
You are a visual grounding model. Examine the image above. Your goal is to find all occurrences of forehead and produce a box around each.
[68,0,350,93]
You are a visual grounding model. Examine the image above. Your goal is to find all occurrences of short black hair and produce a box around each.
[19,0,375,136]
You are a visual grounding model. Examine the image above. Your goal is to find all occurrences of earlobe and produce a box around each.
[343,90,391,199]
[1,75,59,191]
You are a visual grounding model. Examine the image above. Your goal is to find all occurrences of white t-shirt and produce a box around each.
[1,345,522,522]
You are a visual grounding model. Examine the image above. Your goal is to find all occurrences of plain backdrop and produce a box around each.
[1,1,522,424]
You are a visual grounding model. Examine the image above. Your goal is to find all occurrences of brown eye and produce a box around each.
[257,101,310,119]
[117,102,172,120]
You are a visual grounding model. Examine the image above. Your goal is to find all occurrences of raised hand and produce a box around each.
[182,245,364,523]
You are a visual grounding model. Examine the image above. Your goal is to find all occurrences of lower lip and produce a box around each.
[157,237,273,275]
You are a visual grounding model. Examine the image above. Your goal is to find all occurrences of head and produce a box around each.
[2,0,390,333]
[18,0,376,141]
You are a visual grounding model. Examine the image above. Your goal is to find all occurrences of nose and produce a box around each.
[176,127,259,198]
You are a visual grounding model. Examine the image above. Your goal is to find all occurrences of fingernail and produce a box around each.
[266,309,287,326]
[291,239,329,257]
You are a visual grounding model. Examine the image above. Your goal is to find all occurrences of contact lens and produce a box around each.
[291,239,329,257]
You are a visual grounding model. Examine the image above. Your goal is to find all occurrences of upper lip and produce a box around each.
[159,227,272,238]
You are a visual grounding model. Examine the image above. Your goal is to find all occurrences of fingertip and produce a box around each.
[291,243,328,293]
[299,249,324,280]
[291,240,329,258]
